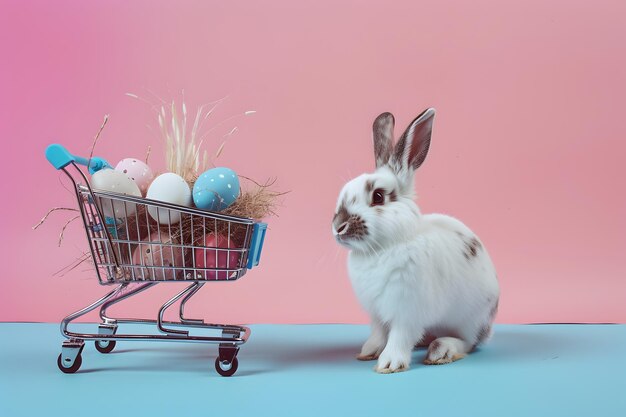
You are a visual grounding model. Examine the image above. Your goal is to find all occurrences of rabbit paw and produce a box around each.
[424,338,467,365]
[374,349,410,373]
[357,333,386,361]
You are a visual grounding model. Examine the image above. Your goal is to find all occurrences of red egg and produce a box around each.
[194,233,241,280]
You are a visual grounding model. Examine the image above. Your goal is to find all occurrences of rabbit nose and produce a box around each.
[336,221,349,235]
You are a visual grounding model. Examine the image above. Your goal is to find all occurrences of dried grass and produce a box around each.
[223,177,285,220]
[149,96,283,237]
[87,115,109,169]
[147,95,256,183]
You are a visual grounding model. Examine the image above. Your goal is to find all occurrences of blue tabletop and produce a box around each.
[0,323,624,417]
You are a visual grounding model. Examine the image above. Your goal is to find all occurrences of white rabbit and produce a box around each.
[332,109,499,373]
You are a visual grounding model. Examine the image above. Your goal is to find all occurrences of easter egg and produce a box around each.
[131,229,186,280]
[192,167,240,211]
[194,233,241,280]
[115,158,154,196]
[91,169,141,218]
[146,173,192,225]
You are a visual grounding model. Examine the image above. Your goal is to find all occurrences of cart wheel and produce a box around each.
[57,353,82,374]
[95,340,116,354]
[215,356,238,377]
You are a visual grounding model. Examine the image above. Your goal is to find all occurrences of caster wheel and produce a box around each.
[215,356,238,377]
[57,353,82,374]
[95,340,116,354]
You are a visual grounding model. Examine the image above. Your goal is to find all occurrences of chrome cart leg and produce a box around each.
[58,339,85,374]
[61,283,127,340]
[157,283,200,335]
[99,282,156,324]
[215,328,241,377]
[58,283,127,373]
[95,323,118,354]
[179,282,205,324]
[95,283,155,354]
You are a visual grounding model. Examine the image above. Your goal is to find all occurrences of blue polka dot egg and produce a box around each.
[193,167,240,211]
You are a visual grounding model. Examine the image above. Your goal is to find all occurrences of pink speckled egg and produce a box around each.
[194,233,241,280]
[91,169,141,218]
[115,158,154,196]
[131,229,186,280]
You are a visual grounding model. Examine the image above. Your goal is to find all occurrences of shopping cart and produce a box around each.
[45,144,268,376]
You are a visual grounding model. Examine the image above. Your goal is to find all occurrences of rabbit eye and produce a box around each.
[372,189,385,206]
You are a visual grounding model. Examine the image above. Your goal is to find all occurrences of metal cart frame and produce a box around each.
[46,144,267,376]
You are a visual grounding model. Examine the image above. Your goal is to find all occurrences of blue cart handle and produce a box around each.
[45,143,112,174]
[247,222,268,269]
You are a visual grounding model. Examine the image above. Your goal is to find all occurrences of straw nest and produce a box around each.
[168,176,283,248]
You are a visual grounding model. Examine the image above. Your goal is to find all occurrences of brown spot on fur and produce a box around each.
[389,190,397,202]
[477,325,491,343]
[469,299,499,351]
[346,215,368,239]
[332,204,350,234]
[466,237,482,258]
[365,180,374,194]
[472,324,492,351]
[334,202,369,240]
[375,207,383,214]
[334,204,349,224]
[457,232,482,260]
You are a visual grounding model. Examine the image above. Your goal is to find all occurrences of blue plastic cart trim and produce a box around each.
[247,222,268,269]
[45,143,111,174]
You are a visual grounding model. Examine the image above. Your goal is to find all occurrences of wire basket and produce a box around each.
[81,186,262,283]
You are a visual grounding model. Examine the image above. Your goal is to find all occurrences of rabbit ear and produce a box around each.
[391,108,435,179]
[372,112,395,168]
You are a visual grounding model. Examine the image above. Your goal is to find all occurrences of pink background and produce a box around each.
[1,0,625,324]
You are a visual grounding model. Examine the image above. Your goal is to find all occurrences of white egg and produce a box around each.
[91,169,141,218]
[146,173,192,225]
